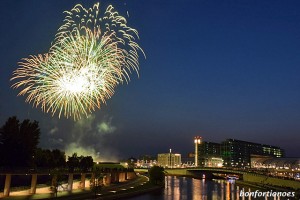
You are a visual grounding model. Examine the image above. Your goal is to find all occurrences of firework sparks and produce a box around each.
[11,3,144,120]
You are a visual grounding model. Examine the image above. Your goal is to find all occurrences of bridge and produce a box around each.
[164,167,244,179]
[136,167,245,177]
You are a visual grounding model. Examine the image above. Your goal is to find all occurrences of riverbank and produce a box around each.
[0,175,163,200]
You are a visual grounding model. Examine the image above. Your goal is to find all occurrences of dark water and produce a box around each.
[125,176,297,200]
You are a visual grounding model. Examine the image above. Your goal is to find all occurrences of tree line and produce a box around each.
[0,116,93,172]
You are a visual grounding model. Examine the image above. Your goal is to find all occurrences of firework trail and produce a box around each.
[11,3,144,120]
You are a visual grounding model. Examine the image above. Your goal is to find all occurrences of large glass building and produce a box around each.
[221,139,285,168]
[198,142,223,167]
[199,142,221,157]
[194,137,285,168]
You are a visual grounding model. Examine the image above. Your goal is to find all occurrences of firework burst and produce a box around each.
[11,3,144,120]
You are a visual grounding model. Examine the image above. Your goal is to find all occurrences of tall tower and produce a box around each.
[169,148,172,168]
[194,136,201,167]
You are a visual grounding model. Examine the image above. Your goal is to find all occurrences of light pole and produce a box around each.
[194,136,201,167]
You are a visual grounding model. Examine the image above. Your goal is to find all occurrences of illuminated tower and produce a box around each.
[169,148,172,168]
[194,136,201,167]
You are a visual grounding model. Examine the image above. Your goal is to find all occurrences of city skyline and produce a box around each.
[1,0,300,160]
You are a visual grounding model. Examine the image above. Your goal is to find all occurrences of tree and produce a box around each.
[34,148,66,169]
[0,116,40,168]
[51,149,66,168]
[149,166,165,185]
[91,166,103,198]
[67,153,79,172]
[79,156,93,172]
[34,148,49,168]
[50,169,64,197]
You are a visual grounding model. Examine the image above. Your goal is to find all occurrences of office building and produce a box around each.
[157,150,181,168]
[193,137,285,168]
[222,139,284,168]
[194,137,223,167]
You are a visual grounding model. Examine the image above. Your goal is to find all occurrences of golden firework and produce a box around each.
[11,3,144,120]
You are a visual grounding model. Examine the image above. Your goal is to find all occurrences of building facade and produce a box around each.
[194,137,223,167]
[181,153,195,167]
[198,141,223,167]
[221,139,285,168]
[194,137,285,168]
[157,152,181,168]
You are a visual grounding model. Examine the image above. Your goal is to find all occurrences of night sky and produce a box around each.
[1,0,300,160]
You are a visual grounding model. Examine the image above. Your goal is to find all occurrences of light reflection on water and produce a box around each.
[125,176,292,200]
[164,176,240,200]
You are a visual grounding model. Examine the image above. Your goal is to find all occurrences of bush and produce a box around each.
[149,166,164,185]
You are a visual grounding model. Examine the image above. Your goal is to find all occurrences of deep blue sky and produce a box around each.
[1,0,300,160]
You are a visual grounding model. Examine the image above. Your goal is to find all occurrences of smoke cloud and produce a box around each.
[44,114,119,162]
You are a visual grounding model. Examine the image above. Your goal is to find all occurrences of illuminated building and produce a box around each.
[251,157,300,180]
[199,141,221,157]
[251,157,300,170]
[197,140,223,167]
[157,149,181,168]
[222,139,285,168]
[136,155,157,168]
[193,137,285,168]
[135,159,157,168]
[202,157,223,168]
[181,153,195,167]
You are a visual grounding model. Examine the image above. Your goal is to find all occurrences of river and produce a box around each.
[124,176,296,200]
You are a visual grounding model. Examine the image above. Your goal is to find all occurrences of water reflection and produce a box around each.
[126,176,293,200]
[165,176,201,200]
[165,176,241,200]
